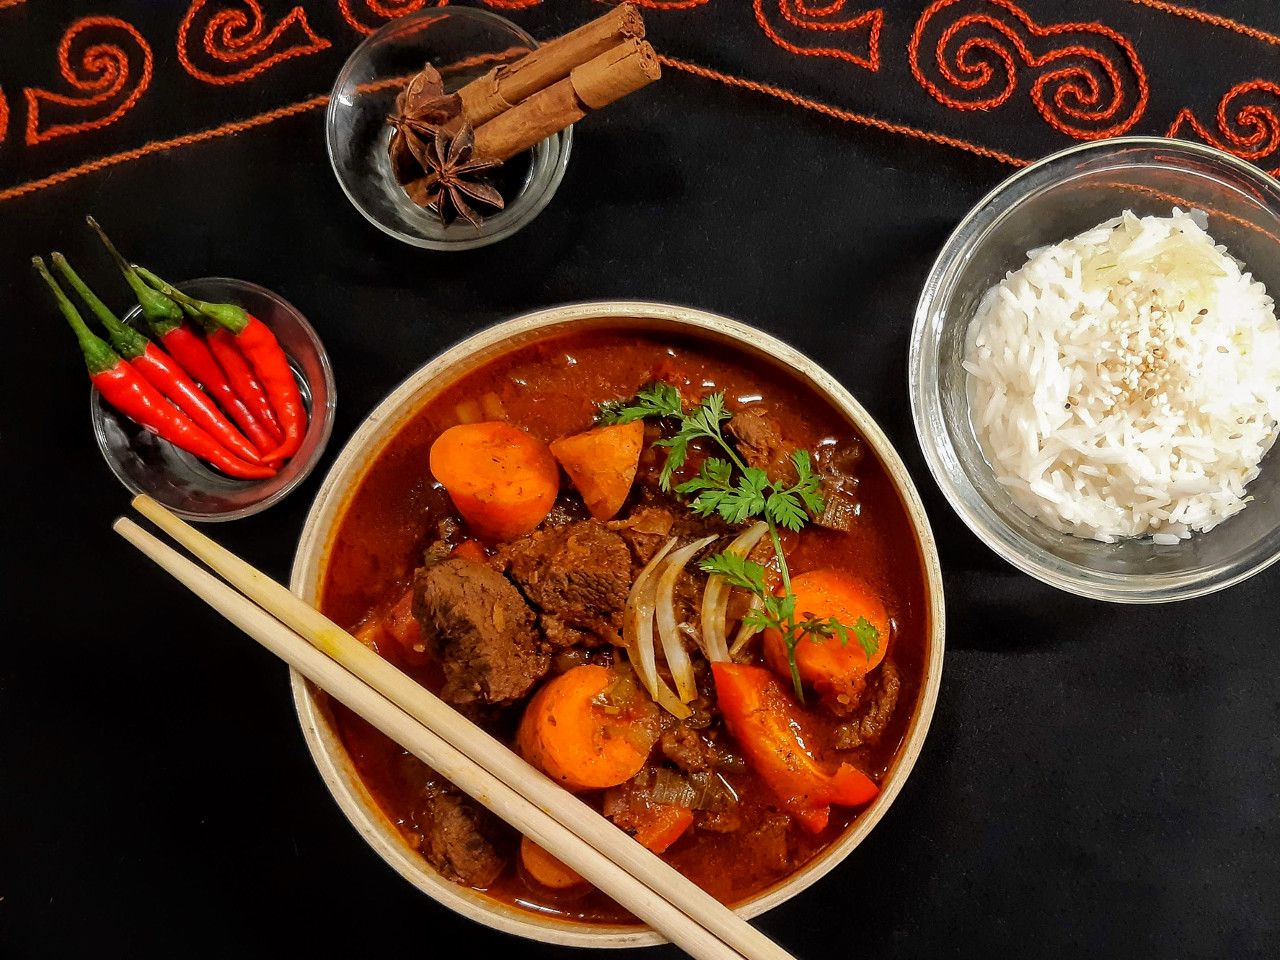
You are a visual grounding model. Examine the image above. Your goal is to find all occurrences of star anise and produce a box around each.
[404,122,505,228]
[387,63,462,186]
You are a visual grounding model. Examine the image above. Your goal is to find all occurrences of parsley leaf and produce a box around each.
[598,382,684,424]
[699,552,769,594]
[852,615,880,660]
[599,382,864,701]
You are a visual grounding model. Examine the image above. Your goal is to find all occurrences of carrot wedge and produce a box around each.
[550,419,644,521]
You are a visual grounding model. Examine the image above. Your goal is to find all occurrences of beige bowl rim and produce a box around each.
[288,300,946,949]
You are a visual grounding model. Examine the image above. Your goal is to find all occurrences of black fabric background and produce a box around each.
[2,1,1278,957]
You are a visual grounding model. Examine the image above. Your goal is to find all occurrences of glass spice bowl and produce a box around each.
[327,7,573,251]
[91,278,336,521]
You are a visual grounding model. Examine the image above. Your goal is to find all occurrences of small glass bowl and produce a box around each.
[911,137,1280,602]
[91,277,336,521]
[327,7,572,251]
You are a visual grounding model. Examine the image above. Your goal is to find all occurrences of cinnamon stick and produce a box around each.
[456,4,645,128]
[473,39,660,162]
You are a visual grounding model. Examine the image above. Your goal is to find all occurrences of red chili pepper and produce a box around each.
[34,258,276,482]
[200,317,285,446]
[51,253,268,469]
[86,217,279,456]
[138,268,304,463]
[711,662,878,833]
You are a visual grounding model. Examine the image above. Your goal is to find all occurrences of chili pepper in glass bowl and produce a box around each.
[88,276,335,521]
[34,258,276,482]
[52,253,269,469]
[86,217,280,458]
[137,269,288,447]
[138,268,307,464]
[141,268,308,468]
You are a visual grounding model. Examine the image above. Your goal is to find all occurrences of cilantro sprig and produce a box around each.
[600,383,880,700]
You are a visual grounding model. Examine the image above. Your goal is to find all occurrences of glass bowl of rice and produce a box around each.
[911,137,1280,602]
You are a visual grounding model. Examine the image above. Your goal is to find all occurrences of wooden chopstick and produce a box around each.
[122,496,798,960]
[114,516,751,960]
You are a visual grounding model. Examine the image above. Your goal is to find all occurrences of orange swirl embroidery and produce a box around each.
[339,0,446,34]
[0,87,8,145]
[482,0,543,8]
[1169,80,1280,174]
[178,0,330,85]
[909,0,1148,140]
[24,16,153,145]
[754,0,882,70]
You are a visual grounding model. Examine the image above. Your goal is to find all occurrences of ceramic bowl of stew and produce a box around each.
[289,302,946,947]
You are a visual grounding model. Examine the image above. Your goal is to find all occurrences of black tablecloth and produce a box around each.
[3,1,1278,957]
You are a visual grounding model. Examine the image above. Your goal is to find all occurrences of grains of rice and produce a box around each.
[963,209,1280,542]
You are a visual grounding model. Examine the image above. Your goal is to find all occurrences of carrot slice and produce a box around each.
[517,665,659,791]
[429,421,560,542]
[630,804,694,854]
[520,836,587,890]
[763,569,890,702]
[549,420,644,521]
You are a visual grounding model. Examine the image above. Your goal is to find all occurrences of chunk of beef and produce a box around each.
[696,806,744,834]
[727,407,796,485]
[660,725,718,773]
[608,505,676,565]
[498,520,632,647]
[728,408,864,534]
[414,780,509,887]
[412,557,548,706]
[833,659,901,749]
[812,439,863,534]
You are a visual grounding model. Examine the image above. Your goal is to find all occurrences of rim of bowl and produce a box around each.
[325,6,573,252]
[288,301,947,948]
[91,277,336,522]
[910,136,1280,603]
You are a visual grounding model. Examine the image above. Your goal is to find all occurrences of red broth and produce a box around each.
[318,328,930,924]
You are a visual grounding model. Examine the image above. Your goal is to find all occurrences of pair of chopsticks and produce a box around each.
[116,495,797,960]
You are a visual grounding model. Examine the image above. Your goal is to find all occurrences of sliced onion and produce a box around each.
[701,522,768,663]
[650,768,698,808]
[656,535,718,702]
[729,593,764,659]
[689,770,739,811]
[624,538,690,719]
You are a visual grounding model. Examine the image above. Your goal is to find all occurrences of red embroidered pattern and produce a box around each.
[24,16,153,146]
[6,0,1280,208]
[754,0,882,70]
[909,0,1148,140]
[661,55,1028,166]
[1124,0,1280,48]
[339,0,446,35]
[1169,80,1280,174]
[621,0,711,8]
[178,1,330,86]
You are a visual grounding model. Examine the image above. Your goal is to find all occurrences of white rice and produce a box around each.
[963,208,1280,542]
